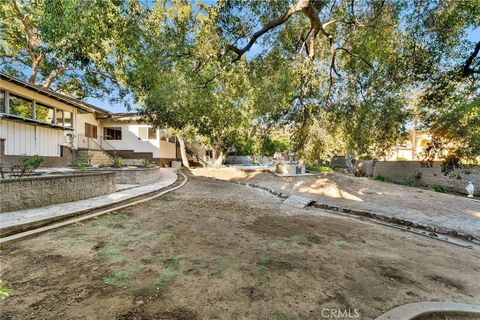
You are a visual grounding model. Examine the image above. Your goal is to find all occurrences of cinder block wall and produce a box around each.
[114,167,161,185]
[0,172,116,212]
[356,160,480,195]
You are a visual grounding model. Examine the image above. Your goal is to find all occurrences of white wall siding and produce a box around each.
[102,122,161,158]
[1,119,63,156]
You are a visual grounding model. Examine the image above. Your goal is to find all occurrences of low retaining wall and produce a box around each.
[112,166,161,185]
[356,160,480,195]
[0,172,116,213]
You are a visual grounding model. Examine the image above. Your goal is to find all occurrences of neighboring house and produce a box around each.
[0,72,179,167]
[387,130,433,161]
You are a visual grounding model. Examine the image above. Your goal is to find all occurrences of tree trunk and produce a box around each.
[213,150,225,167]
[177,134,190,169]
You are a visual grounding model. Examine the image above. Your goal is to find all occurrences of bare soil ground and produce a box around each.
[191,168,480,239]
[1,174,479,320]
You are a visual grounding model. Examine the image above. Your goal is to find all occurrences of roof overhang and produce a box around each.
[0,113,74,131]
[0,72,111,115]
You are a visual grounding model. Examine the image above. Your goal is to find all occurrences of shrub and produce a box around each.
[331,164,343,170]
[70,158,88,172]
[140,158,151,167]
[430,184,450,193]
[373,175,391,182]
[110,155,124,168]
[11,155,44,177]
[406,171,422,186]
[307,165,332,173]
[395,157,408,161]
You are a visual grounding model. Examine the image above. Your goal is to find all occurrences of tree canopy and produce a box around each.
[1,0,479,165]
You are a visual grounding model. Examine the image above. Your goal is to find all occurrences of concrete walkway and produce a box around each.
[192,168,480,242]
[0,169,178,235]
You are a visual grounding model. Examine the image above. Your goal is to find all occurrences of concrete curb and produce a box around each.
[375,302,480,320]
[193,174,480,244]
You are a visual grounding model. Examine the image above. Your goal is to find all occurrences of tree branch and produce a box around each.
[228,0,313,62]
[463,41,480,77]
[335,47,373,68]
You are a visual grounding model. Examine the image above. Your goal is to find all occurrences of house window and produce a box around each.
[64,111,73,127]
[148,127,156,139]
[104,127,122,140]
[85,123,97,138]
[138,127,147,140]
[9,94,33,119]
[56,109,64,126]
[35,104,55,124]
[0,90,5,113]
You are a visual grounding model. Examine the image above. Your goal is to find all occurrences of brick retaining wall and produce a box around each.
[0,172,116,212]
[356,160,480,195]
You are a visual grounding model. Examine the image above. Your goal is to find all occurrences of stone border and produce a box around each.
[195,175,480,244]
[375,302,480,320]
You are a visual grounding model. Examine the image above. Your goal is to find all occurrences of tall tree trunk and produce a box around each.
[177,134,190,169]
[213,150,225,167]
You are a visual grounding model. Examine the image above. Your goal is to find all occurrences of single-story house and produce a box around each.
[0,72,179,167]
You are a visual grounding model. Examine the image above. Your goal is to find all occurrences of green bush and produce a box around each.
[11,155,45,177]
[331,164,343,170]
[430,184,450,193]
[307,165,332,173]
[373,175,391,182]
[110,155,124,168]
[140,159,151,167]
[395,157,408,161]
[70,159,87,172]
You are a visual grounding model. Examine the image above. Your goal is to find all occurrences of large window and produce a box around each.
[56,109,64,126]
[35,103,55,124]
[138,127,156,140]
[63,111,73,127]
[148,127,157,139]
[9,94,33,119]
[85,123,98,138]
[104,127,122,140]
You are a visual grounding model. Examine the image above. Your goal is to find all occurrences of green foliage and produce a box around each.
[0,280,10,300]
[11,155,45,177]
[70,156,89,172]
[140,159,151,167]
[396,157,408,161]
[430,184,450,193]
[103,268,138,288]
[155,254,186,290]
[306,165,332,173]
[373,175,391,183]
[334,240,348,249]
[0,0,139,99]
[110,155,123,168]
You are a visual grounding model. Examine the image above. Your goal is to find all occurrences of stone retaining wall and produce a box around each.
[0,172,116,212]
[112,166,161,185]
[356,160,480,195]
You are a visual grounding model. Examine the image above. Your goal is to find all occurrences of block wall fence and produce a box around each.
[356,160,480,195]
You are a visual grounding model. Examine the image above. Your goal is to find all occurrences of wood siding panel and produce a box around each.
[2,120,61,156]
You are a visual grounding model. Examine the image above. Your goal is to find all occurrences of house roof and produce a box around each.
[0,72,112,115]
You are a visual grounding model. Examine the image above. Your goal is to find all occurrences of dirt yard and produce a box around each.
[191,167,480,240]
[1,174,479,319]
